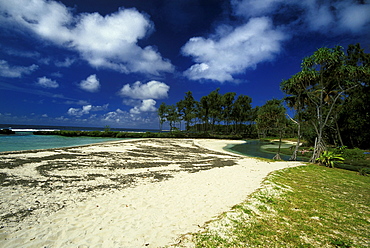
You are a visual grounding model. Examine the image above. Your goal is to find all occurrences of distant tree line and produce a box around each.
[157,89,260,138]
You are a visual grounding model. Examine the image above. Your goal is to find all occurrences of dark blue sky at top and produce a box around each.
[0,0,369,129]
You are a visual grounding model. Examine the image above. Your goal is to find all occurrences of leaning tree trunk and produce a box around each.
[273,130,283,160]
[335,121,344,147]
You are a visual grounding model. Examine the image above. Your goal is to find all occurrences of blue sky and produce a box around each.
[0,0,369,129]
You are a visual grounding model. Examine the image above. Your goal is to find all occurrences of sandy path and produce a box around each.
[0,139,302,247]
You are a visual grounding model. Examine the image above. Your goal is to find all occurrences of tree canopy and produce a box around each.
[281,44,370,161]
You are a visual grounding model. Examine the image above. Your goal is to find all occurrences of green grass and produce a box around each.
[178,165,370,247]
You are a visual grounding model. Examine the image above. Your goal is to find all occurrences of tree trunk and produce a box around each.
[273,130,283,160]
[310,136,326,162]
[290,122,301,161]
[335,121,344,147]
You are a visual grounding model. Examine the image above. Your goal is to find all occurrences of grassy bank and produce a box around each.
[178,165,370,247]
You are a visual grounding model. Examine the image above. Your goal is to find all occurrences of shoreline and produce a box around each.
[0,138,302,247]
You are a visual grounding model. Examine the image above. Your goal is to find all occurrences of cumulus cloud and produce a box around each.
[67,104,108,117]
[182,0,370,83]
[68,105,92,117]
[0,60,38,78]
[0,0,174,75]
[103,110,123,123]
[231,0,370,34]
[118,80,169,114]
[119,80,170,100]
[103,108,156,125]
[182,17,288,82]
[79,74,100,92]
[130,99,157,114]
[36,76,59,88]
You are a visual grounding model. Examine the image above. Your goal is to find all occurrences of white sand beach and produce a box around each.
[0,139,302,247]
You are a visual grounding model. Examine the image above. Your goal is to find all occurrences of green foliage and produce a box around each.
[281,43,370,163]
[358,167,369,176]
[0,129,15,134]
[334,145,347,155]
[316,151,344,168]
[158,90,255,135]
[256,99,287,136]
[34,130,245,139]
[342,148,366,161]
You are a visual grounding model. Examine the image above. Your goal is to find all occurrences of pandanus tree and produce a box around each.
[281,75,310,160]
[281,45,370,162]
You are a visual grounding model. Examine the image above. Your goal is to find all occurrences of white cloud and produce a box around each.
[118,80,168,115]
[102,108,156,126]
[0,0,72,43]
[335,2,370,33]
[182,17,287,82]
[0,60,38,78]
[0,0,174,75]
[130,99,157,114]
[67,104,108,117]
[68,105,92,117]
[79,74,100,92]
[103,110,123,123]
[36,76,59,88]
[64,100,90,105]
[55,57,75,67]
[231,0,370,34]
[103,109,131,122]
[119,80,170,100]
[182,0,370,83]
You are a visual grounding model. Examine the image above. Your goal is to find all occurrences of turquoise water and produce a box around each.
[227,140,308,161]
[0,132,124,152]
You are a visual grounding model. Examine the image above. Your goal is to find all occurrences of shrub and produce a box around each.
[343,148,366,161]
[115,132,127,138]
[142,132,158,138]
[316,151,344,168]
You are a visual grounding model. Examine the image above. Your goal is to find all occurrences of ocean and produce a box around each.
[0,124,158,152]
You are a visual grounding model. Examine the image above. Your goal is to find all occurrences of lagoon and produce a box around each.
[0,132,124,152]
[227,140,307,161]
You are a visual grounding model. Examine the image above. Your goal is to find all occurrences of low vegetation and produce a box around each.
[32,130,244,140]
[179,165,370,247]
